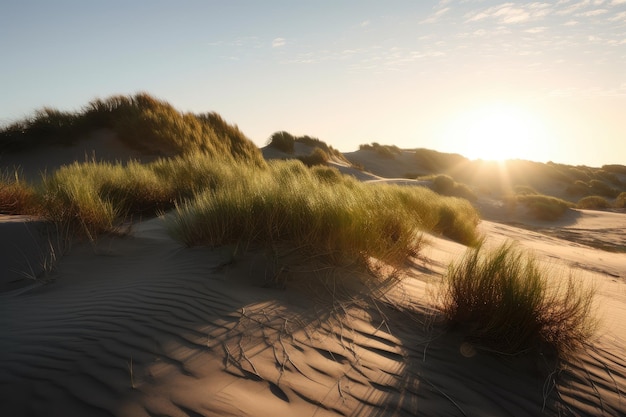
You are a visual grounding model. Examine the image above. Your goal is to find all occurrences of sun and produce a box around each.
[443,102,550,162]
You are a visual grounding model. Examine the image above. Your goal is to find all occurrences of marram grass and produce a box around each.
[167,159,480,268]
[441,241,597,355]
[6,151,480,263]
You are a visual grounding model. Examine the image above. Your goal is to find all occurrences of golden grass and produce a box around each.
[1,93,264,166]
[0,171,40,215]
[441,242,597,356]
[167,159,480,268]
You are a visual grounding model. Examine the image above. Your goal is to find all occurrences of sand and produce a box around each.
[1,140,625,416]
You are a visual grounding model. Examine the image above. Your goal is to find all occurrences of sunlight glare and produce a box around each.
[443,103,551,162]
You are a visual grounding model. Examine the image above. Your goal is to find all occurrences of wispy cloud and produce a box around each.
[361,20,370,27]
[609,11,626,21]
[272,38,286,48]
[577,8,609,16]
[556,0,592,15]
[421,7,451,24]
[465,3,551,25]
[526,26,548,33]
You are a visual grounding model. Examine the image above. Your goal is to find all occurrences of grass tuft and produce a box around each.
[441,241,597,355]
[577,195,610,210]
[515,194,573,221]
[0,171,40,215]
[167,159,480,269]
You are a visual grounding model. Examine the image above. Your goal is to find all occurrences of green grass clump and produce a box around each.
[429,174,477,202]
[442,242,597,355]
[298,148,329,167]
[41,162,121,236]
[268,131,347,162]
[267,131,295,153]
[38,152,255,237]
[576,195,610,210]
[359,142,402,159]
[516,194,573,221]
[167,160,480,268]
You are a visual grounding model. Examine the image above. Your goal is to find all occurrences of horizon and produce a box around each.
[2,1,626,167]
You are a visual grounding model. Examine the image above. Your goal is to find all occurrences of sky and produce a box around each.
[1,0,626,167]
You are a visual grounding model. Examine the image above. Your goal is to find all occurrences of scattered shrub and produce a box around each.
[298,148,329,167]
[602,164,626,176]
[0,171,39,215]
[430,174,477,202]
[359,142,401,159]
[516,194,573,221]
[577,195,610,210]
[441,242,597,355]
[267,131,295,153]
[566,180,590,197]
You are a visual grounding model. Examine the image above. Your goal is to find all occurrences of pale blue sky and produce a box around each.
[2,0,626,166]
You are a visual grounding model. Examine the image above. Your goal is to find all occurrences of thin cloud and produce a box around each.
[609,11,626,20]
[526,26,548,33]
[272,38,286,48]
[465,3,551,25]
[421,7,451,24]
[361,20,370,27]
[577,8,609,16]
[556,0,592,15]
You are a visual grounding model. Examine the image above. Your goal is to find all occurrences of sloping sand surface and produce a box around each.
[1,213,625,416]
[0,129,159,183]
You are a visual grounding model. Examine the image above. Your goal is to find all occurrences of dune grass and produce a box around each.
[441,242,597,355]
[37,152,245,236]
[420,174,477,202]
[167,159,480,269]
[0,171,40,215]
[1,93,264,166]
[515,194,574,221]
[267,131,347,162]
[577,195,610,210]
[359,142,402,159]
[26,154,480,251]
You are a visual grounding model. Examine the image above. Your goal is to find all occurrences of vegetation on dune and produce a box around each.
[267,131,347,162]
[616,192,626,209]
[0,93,264,166]
[38,153,251,237]
[0,171,39,215]
[2,150,480,250]
[424,174,477,202]
[441,242,597,355]
[577,195,610,210]
[514,194,574,221]
[359,142,402,159]
[167,159,480,268]
[298,148,330,167]
[413,148,469,173]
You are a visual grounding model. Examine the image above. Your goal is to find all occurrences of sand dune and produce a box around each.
[1,212,625,416]
[1,139,626,416]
